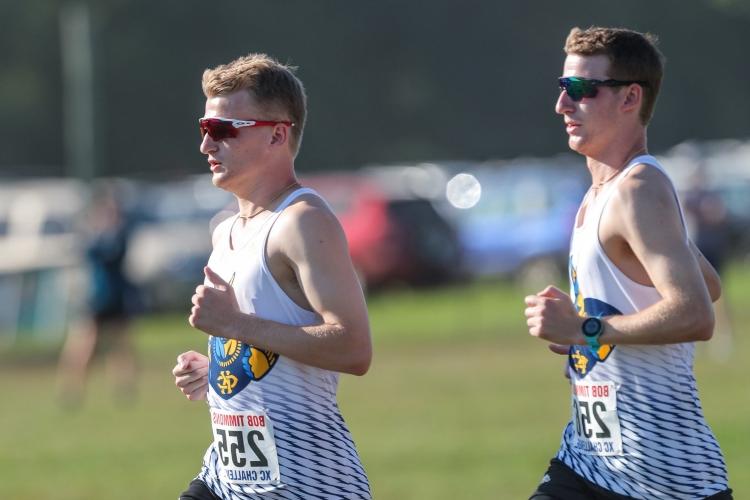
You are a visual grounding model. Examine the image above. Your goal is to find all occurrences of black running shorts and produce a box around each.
[179,479,223,500]
[529,458,734,500]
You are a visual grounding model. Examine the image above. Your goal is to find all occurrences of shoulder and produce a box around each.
[271,192,346,249]
[605,162,686,244]
[612,162,678,212]
[280,192,339,228]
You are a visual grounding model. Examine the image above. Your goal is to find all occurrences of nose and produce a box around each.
[200,132,217,155]
[555,89,574,116]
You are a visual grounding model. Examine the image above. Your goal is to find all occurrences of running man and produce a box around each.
[525,27,733,499]
[173,53,372,499]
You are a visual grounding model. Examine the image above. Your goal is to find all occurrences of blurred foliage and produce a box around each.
[1,0,749,178]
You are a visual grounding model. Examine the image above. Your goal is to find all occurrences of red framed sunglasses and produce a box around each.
[198,117,294,141]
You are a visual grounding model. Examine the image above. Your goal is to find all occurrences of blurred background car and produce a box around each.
[124,175,235,312]
[302,170,463,290]
[436,157,588,289]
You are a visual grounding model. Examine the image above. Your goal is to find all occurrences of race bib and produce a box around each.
[210,409,281,485]
[570,380,622,456]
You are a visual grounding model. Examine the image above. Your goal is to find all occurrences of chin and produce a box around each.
[568,136,589,156]
[212,173,241,196]
[211,172,230,188]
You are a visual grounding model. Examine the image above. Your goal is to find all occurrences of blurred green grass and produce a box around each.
[1,266,748,499]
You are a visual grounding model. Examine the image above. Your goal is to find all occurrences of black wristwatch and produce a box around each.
[581,317,604,351]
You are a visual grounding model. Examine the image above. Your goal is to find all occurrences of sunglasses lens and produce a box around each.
[568,81,585,102]
[199,119,237,140]
[560,77,596,102]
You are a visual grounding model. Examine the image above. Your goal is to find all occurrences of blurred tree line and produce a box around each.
[1,0,749,178]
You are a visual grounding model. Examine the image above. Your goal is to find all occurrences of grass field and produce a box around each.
[1,265,748,499]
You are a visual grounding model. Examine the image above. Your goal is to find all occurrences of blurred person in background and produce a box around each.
[524,27,733,499]
[57,183,139,408]
[684,165,734,360]
[172,53,372,500]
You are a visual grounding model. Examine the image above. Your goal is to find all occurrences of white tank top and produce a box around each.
[558,155,729,499]
[197,188,371,499]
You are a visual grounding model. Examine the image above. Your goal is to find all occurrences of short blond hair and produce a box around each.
[202,53,307,155]
[565,26,664,125]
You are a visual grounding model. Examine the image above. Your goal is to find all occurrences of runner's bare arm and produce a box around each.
[598,166,715,344]
[190,201,372,375]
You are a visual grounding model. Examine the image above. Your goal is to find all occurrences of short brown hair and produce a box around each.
[565,27,664,125]
[202,53,307,155]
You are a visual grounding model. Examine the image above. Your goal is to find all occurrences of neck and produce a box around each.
[586,135,648,187]
[236,176,299,219]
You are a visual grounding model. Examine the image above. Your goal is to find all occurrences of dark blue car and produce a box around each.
[441,159,587,288]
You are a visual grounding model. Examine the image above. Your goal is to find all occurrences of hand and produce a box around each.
[173,351,209,401]
[189,267,241,338]
[548,343,571,355]
[524,285,583,345]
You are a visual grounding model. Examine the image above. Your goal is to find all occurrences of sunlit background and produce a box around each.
[1,1,749,499]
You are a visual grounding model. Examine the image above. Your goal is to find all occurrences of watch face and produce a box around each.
[583,318,601,336]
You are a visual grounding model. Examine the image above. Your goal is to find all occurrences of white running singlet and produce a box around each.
[558,155,730,499]
[196,188,371,499]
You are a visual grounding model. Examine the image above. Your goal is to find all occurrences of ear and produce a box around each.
[621,83,643,115]
[270,123,289,146]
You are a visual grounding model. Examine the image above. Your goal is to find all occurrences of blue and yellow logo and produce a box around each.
[208,336,279,400]
[569,260,621,377]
